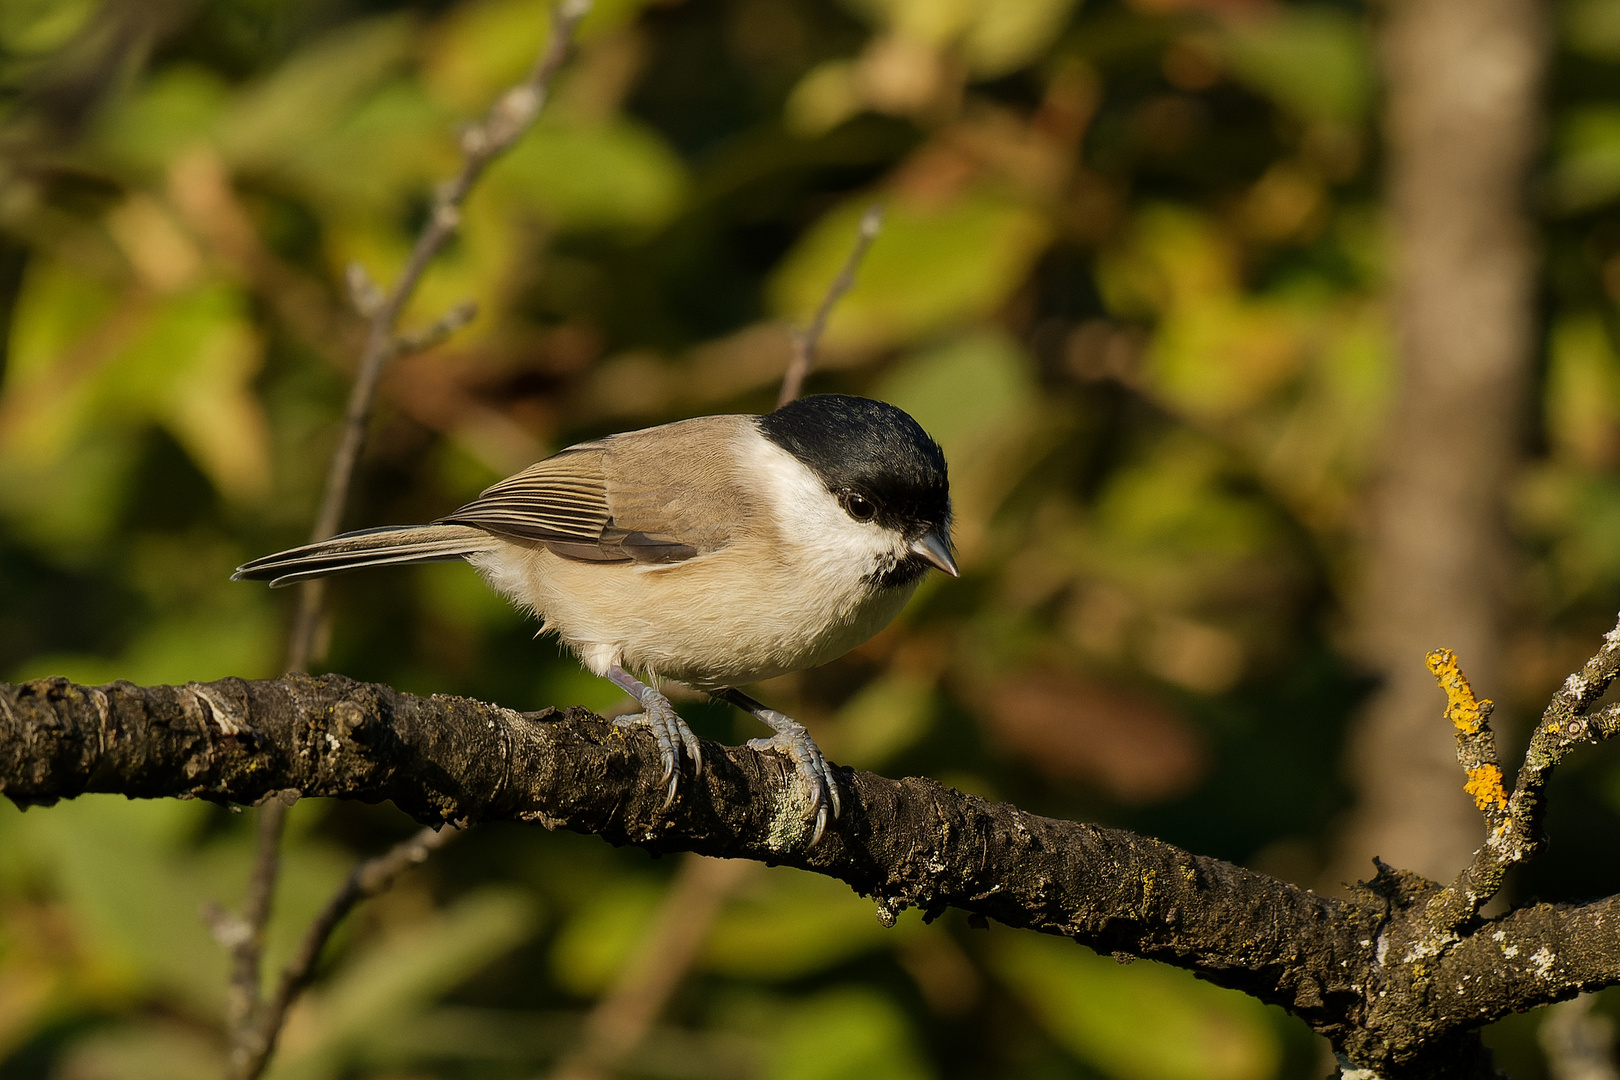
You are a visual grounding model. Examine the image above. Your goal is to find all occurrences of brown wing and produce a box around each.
[437,416,753,564]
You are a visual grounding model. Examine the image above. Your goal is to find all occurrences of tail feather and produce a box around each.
[233,524,498,588]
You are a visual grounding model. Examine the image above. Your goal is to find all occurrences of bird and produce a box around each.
[234,394,956,843]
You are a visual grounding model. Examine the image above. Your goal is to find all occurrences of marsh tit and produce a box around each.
[235,394,956,843]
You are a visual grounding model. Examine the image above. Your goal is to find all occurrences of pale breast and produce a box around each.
[465,426,921,687]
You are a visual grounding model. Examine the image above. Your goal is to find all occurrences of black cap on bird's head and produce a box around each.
[757,394,957,578]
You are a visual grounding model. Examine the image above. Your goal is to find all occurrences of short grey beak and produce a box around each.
[909,530,959,577]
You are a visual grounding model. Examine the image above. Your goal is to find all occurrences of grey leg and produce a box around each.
[713,687,840,845]
[607,665,703,808]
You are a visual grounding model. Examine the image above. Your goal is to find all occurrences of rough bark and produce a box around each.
[2,674,1619,1078]
[1346,0,1547,882]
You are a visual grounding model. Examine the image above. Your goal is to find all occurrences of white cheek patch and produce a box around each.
[743,433,908,580]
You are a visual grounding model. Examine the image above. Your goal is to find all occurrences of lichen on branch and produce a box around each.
[4,668,1620,1078]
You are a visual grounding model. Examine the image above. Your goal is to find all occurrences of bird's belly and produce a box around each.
[469,544,917,687]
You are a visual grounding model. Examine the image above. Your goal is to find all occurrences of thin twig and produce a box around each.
[395,300,479,357]
[776,204,883,408]
[284,0,592,669]
[220,5,592,1077]
[543,198,881,1080]
[230,825,461,1080]
[224,796,291,1053]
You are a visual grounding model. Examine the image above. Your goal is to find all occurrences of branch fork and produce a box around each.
[1422,620,1620,939]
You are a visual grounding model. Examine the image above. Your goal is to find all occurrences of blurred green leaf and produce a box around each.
[704,867,905,979]
[1093,432,1273,569]
[963,0,1082,78]
[269,888,539,1080]
[550,877,662,995]
[992,932,1280,1080]
[0,0,99,55]
[1546,315,1620,468]
[1100,207,1304,421]
[50,1020,223,1080]
[1222,7,1371,123]
[219,16,418,175]
[8,796,229,1014]
[769,193,1051,353]
[1566,0,1620,59]
[492,117,690,233]
[1554,106,1620,212]
[737,987,935,1080]
[88,66,230,179]
[426,0,562,111]
[424,0,654,111]
[125,286,271,500]
[3,256,119,390]
[1,268,271,544]
[1514,464,1620,604]
[3,796,353,1021]
[879,328,1034,456]
[13,600,278,684]
[829,672,936,768]
[879,329,1057,559]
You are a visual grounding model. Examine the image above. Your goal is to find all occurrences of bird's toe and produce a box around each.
[613,691,701,807]
[748,723,840,843]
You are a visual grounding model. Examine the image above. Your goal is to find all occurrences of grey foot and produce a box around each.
[747,720,841,845]
[612,684,703,809]
[712,687,841,846]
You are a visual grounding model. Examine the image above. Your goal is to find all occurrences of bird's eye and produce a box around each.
[842,491,877,522]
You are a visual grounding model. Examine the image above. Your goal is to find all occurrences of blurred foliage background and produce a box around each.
[1,0,1619,1076]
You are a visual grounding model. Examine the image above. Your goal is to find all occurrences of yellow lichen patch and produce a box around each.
[1426,649,1492,734]
[1465,764,1508,812]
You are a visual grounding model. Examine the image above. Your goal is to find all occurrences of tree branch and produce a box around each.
[217,6,591,1075]
[286,0,591,669]
[246,821,460,1066]
[1424,617,1620,936]
[777,204,882,407]
[3,672,1616,1078]
[546,191,887,1080]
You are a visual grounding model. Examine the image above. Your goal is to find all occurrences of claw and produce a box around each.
[746,720,840,842]
[610,682,702,809]
[713,688,841,847]
[682,725,704,777]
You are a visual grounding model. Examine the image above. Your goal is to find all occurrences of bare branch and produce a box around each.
[217,5,592,1075]
[230,825,461,1079]
[394,300,479,358]
[552,201,886,1080]
[223,791,294,1071]
[287,0,591,670]
[11,668,1620,1076]
[1426,616,1620,936]
[777,204,882,408]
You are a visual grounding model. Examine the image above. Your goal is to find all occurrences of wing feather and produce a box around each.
[436,420,752,564]
[438,445,617,550]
